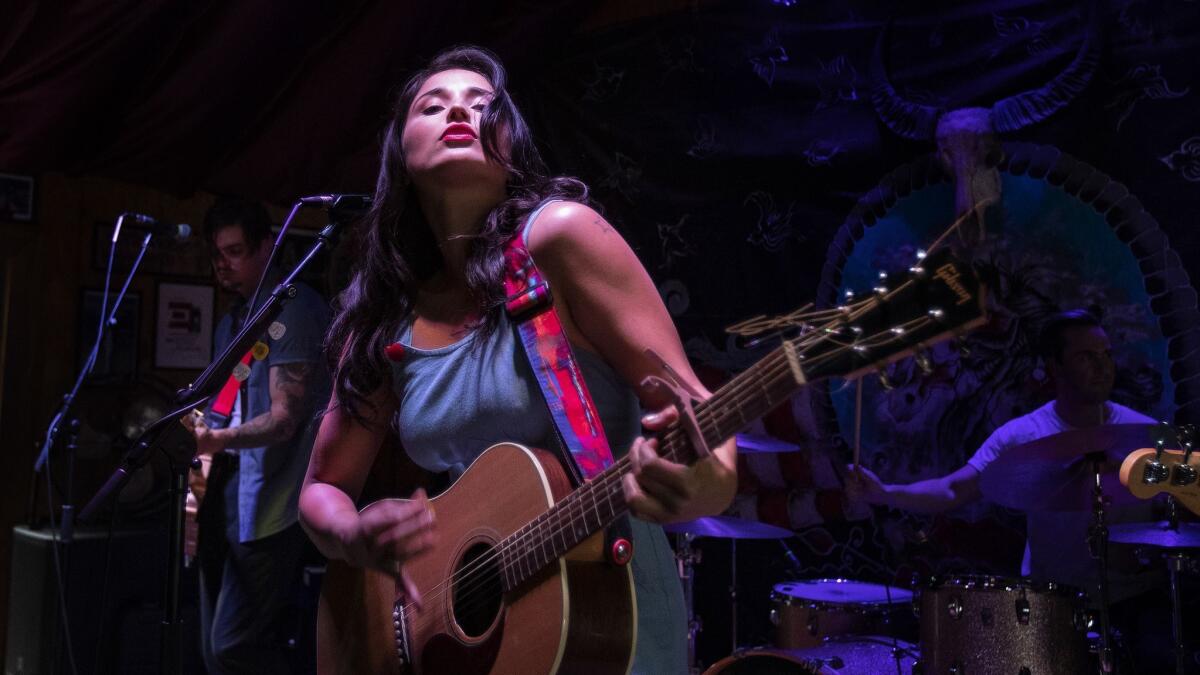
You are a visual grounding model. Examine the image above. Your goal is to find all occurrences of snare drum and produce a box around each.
[917,575,1090,675]
[770,579,914,648]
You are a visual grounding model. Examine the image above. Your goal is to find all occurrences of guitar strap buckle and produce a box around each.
[640,348,711,459]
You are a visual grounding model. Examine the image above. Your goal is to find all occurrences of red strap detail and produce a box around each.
[384,342,406,362]
[502,232,615,482]
[212,350,253,417]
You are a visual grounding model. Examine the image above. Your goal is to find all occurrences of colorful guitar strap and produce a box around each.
[206,349,253,429]
[502,229,615,485]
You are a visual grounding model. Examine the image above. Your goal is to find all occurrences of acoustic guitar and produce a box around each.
[317,248,987,675]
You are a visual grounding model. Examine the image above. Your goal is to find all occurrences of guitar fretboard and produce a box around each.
[492,249,980,591]
[496,343,806,591]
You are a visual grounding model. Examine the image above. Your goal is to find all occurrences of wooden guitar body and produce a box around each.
[317,443,636,675]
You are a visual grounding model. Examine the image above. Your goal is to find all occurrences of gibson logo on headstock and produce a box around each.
[935,263,973,306]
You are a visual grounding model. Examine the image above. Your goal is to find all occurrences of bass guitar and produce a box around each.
[317,248,987,675]
[1119,443,1200,517]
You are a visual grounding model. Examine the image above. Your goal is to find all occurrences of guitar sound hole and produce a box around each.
[452,542,503,638]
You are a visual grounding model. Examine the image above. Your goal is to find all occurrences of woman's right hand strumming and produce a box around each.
[337,488,436,609]
[298,386,436,603]
[341,488,437,572]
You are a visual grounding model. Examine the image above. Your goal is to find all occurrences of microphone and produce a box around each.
[119,212,193,242]
[299,194,373,212]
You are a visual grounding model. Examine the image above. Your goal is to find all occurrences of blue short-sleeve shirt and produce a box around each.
[212,278,331,542]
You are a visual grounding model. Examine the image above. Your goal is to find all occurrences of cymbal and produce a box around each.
[664,515,794,539]
[736,433,801,454]
[1110,521,1200,548]
[978,424,1159,512]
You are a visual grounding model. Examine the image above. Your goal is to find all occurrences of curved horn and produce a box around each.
[869,21,943,141]
[990,0,1102,133]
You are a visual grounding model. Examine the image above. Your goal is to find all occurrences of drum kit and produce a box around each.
[666,427,1200,674]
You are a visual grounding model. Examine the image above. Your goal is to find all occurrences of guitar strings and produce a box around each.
[426,238,981,621]
[405,336,801,616]
[402,320,945,634]
[397,344,804,630]
[400,310,952,629]
[397,315,944,630]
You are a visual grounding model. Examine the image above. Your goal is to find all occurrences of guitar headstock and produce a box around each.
[178,408,208,432]
[791,248,988,382]
[1120,422,1200,517]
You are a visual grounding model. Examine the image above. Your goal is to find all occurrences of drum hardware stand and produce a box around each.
[1165,550,1191,675]
[1085,452,1116,674]
[881,581,905,675]
[676,533,704,675]
[1161,496,1193,675]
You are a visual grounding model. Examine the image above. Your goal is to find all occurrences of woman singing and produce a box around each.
[298,45,737,673]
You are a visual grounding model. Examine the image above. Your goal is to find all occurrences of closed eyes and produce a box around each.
[421,103,487,115]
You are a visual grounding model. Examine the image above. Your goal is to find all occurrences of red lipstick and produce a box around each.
[441,123,476,143]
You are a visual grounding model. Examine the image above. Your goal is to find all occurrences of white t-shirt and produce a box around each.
[966,401,1159,603]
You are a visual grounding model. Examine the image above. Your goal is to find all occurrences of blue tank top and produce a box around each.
[391,310,640,477]
[388,201,687,673]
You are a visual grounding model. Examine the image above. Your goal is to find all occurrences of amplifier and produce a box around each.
[4,524,200,675]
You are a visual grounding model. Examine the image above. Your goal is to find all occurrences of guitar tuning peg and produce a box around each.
[873,271,889,295]
[1143,458,1170,484]
[1154,421,1174,459]
[909,249,929,276]
[1171,462,1197,486]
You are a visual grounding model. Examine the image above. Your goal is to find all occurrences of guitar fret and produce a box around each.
[501,550,514,591]
[504,352,794,590]
[590,488,602,530]
[557,503,570,552]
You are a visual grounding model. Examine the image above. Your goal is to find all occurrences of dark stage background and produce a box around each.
[3,0,1200,670]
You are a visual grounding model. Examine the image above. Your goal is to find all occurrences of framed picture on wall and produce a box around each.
[78,289,140,384]
[155,282,214,369]
[0,173,35,223]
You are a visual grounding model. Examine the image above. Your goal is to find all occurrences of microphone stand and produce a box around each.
[29,218,152,675]
[80,218,342,675]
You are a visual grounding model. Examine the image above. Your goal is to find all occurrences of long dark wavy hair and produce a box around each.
[328,45,590,423]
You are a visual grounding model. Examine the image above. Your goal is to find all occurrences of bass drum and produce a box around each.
[704,637,918,675]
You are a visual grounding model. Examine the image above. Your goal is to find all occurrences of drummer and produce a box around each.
[846,311,1162,600]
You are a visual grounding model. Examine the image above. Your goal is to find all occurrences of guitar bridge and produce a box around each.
[393,597,412,671]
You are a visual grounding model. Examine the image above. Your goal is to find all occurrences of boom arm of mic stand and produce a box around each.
[79,222,340,522]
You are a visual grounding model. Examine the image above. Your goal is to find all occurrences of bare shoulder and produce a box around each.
[526,201,623,259]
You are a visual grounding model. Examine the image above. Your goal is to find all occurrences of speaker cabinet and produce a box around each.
[4,524,201,675]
